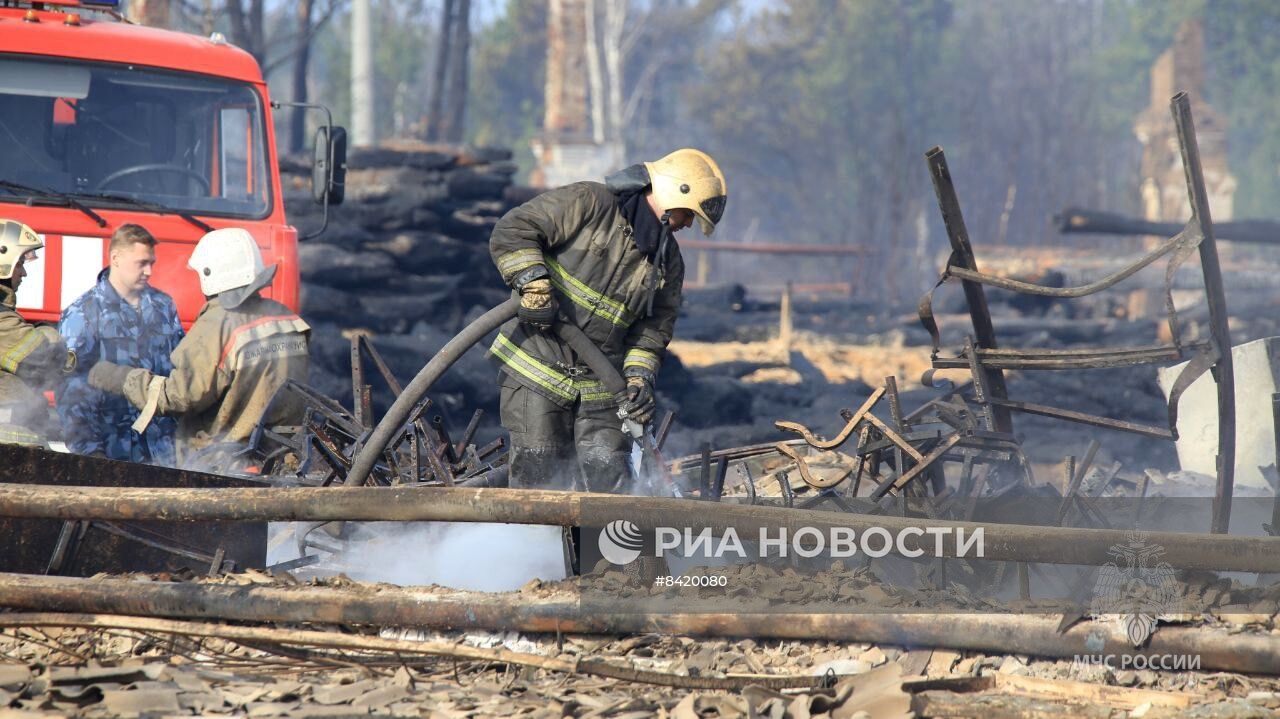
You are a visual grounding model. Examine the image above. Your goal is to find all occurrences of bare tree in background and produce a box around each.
[584,0,606,144]
[201,0,215,35]
[441,0,471,143]
[584,0,625,143]
[289,0,316,154]
[426,0,455,142]
[127,0,171,27]
[426,0,472,143]
[225,0,266,64]
[602,0,624,142]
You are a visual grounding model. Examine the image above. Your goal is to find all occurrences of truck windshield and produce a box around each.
[0,56,271,219]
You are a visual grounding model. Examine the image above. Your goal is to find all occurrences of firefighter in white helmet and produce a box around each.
[488,148,727,492]
[88,228,310,465]
[0,219,76,445]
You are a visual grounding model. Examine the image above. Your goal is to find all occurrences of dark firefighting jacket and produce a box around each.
[0,284,75,443]
[488,173,683,409]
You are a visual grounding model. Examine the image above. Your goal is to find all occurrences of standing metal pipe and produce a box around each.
[1172,93,1236,534]
[925,148,1013,434]
[349,0,375,147]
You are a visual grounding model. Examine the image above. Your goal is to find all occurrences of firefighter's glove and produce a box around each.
[621,376,656,426]
[32,327,76,374]
[518,278,557,331]
[87,361,135,395]
[89,362,154,410]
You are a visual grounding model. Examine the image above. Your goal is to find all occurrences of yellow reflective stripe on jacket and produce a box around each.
[0,424,41,446]
[575,378,615,403]
[218,316,312,372]
[491,333,576,401]
[496,249,546,279]
[623,348,661,374]
[544,257,634,327]
[0,330,44,374]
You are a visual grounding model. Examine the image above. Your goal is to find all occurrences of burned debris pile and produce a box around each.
[281,143,523,426]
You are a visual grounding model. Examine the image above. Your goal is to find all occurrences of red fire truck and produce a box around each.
[0,0,344,327]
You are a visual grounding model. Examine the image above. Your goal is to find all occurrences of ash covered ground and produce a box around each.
[3,572,1280,717]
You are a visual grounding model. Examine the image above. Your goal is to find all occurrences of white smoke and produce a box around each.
[267,521,568,590]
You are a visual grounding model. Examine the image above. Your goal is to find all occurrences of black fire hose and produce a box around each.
[342,299,628,489]
[295,299,631,550]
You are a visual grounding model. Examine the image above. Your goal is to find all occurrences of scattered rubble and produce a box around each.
[1,580,1279,717]
[7,100,1280,717]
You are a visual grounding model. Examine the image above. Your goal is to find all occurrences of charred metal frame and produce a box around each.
[918,93,1236,533]
[2,483,1277,571]
[672,95,1235,551]
[241,333,509,490]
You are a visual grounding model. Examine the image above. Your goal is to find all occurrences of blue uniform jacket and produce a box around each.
[58,269,184,462]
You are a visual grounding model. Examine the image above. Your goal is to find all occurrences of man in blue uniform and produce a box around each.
[58,224,184,462]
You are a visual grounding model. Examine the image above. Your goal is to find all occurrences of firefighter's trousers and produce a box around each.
[499,374,632,493]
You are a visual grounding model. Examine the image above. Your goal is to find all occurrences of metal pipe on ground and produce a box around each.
[0,573,1275,676]
[1,484,1277,572]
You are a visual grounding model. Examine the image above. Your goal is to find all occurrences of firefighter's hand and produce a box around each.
[87,361,135,395]
[518,278,557,331]
[621,376,656,426]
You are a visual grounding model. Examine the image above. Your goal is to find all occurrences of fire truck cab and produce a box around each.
[0,0,344,327]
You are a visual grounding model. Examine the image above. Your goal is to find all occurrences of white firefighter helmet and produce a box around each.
[0,219,43,280]
[644,148,727,236]
[188,228,276,307]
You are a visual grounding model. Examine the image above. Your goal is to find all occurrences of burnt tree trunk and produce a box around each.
[226,0,267,65]
[439,0,471,143]
[425,0,456,142]
[128,0,171,27]
[289,0,317,154]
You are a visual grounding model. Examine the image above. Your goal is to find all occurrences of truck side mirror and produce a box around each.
[312,125,346,207]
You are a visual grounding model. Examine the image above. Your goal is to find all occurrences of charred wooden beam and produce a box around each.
[1056,207,1280,246]
[0,444,264,576]
[1,483,1277,572]
[0,575,1278,675]
[0,613,829,691]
